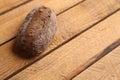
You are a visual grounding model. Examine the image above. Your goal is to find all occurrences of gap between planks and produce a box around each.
[0,0,31,15]
[0,0,120,79]
[71,39,120,79]
[73,44,120,80]
[9,11,120,80]
[0,0,84,46]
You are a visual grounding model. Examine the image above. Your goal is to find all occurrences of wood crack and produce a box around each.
[0,0,32,15]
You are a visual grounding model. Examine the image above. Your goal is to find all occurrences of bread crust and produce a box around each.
[16,6,57,57]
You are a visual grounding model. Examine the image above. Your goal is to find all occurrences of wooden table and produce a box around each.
[0,0,120,80]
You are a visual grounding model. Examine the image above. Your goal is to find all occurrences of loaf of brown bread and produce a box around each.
[15,6,57,57]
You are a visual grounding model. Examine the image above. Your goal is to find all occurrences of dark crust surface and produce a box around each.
[15,6,57,57]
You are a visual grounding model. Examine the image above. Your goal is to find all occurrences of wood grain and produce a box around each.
[0,0,29,14]
[0,0,83,45]
[73,46,120,80]
[0,0,120,79]
[9,11,120,80]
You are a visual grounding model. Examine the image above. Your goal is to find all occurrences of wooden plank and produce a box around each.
[0,0,29,14]
[9,11,120,80]
[0,0,120,79]
[0,0,83,45]
[73,46,120,80]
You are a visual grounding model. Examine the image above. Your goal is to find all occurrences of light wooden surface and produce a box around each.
[0,0,120,80]
[0,0,120,79]
[9,11,120,80]
[0,0,83,45]
[73,46,120,80]
[0,0,29,14]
